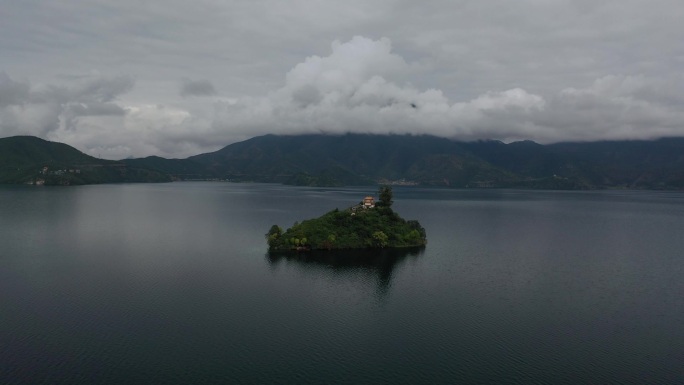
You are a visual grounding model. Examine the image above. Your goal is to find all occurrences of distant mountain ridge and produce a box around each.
[2,134,684,189]
[0,136,171,185]
[183,134,684,189]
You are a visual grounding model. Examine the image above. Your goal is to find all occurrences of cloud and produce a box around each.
[2,0,683,159]
[0,72,31,107]
[2,34,684,159]
[211,37,684,145]
[180,78,217,98]
[534,75,684,142]
[65,102,127,117]
[0,72,134,138]
[0,71,220,159]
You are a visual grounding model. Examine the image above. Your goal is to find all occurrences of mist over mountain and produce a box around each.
[2,134,684,189]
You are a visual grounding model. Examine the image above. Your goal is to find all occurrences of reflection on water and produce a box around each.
[267,247,425,297]
[3,184,684,384]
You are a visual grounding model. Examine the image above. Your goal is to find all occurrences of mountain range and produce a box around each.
[2,134,683,189]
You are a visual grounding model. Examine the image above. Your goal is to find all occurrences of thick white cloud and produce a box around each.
[214,37,540,136]
[213,37,684,145]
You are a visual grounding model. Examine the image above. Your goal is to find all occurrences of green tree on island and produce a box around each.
[372,231,389,248]
[266,225,283,248]
[378,185,393,208]
[266,185,426,252]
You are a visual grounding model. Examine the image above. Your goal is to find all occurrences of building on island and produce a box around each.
[363,196,375,209]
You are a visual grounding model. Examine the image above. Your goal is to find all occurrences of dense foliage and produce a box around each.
[5,134,684,189]
[267,188,427,251]
[189,134,684,189]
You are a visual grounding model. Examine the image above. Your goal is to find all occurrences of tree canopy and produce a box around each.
[378,185,393,207]
[266,187,426,252]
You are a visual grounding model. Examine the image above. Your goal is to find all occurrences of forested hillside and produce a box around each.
[0,136,170,185]
[3,134,684,189]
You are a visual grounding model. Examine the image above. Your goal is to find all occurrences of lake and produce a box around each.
[1,183,684,384]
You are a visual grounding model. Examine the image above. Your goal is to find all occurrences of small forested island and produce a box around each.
[266,186,427,252]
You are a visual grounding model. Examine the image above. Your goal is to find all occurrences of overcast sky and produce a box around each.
[1,0,683,159]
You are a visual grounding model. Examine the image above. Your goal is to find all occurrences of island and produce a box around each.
[266,186,427,252]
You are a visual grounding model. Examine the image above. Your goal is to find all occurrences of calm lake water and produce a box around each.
[2,183,684,384]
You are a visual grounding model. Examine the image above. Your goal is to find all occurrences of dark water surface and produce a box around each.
[2,183,684,384]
